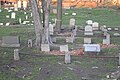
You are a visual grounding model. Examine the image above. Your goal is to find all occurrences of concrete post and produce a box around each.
[14,49,20,61]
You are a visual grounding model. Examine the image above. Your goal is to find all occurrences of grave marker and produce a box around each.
[19,18,22,24]
[5,23,10,26]
[65,52,71,64]
[1,36,20,47]
[60,45,69,52]
[41,44,50,52]
[84,25,93,35]
[92,22,99,30]
[0,23,3,26]
[72,12,76,16]
[17,0,22,8]
[6,15,10,18]
[53,9,57,14]
[14,49,20,60]
[26,15,28,20]
[14,4,18,11]
[23,1,27,10]
[11,12,16,19]
[69,18,75,27]
[84,38,91,44]
[28,39,32,47]
[49,24,54,35]
[86,20,93,25]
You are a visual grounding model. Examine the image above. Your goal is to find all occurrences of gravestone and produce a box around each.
[0,23,3,26]
[100,25,107,31]
[19,18,22,24]
[23,1,27,10]
[103,39,110,45]
[114,28,119,31]
[26,15,28,20]
[107,28,112,31]
[73,26,77,36]
[60,45,69,52]
[66,37,74,43]
[92,22,99,30]
[8,10,12,12]
[14,49,20,60]
[49,24,54,35]
[84,25,93,35]
[69,18,75,27]
[41,44,50,52]
[14,4,18,11]
[52,9,57,14]
[24,12,26,14]
[86,20,93,25]
[28,39,32,47]
[113,33,120,36]
[65,52,71,64]
[17,0,22,8]
[84,38,91,44]
[0,9,1,12]
[11,12,16,19]
[72,12,76,16]
[5,23,10,26]
[1,36,20,47]
[31,13,32,17]
[40,9,43,13]
[6,15,10,18]
[64,13,69,15]
[119,53,120,65]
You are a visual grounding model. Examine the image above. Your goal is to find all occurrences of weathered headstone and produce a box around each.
[1,36,20,47]
[6,15,10,18]
[0,9,2,12]
[5,23,10,26]
[0,23,3,26]
[64,13,69,15]
[23,1,27,10]
[84,25,93,35]
[65,52,71,64]
[28,39,32,47]
[24,12,26,14]
[60,45,69,52]
[72,12,76,16]
[66,37,74,43]
[49,24,54,35]
[92,22,99,30]
[17,0,22,8]
[103,39,110,45]
[73,26,77,36]
[69,18,75,27]
[113,33,120,36]
[40,9,43,13]
[30,13,32,17]
[19,18,22,24]
[41,44,50,52]
[84,38,91,44]
[107,28,112,31]
[52,9,57,14]
[11,12,16,19]
[86,20,93,25]
[14,49,20,60]
[26,15,28,20]
[114,28,119,31]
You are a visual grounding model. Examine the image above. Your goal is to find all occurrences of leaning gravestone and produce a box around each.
[60,45,69,52]
[49,24,54,35]
[65,52,71,64]
[11,12,16,19]
[84,25,93,35]
[69,18,75,28]
[14,49,20,61]
[84,38,91,44]
[92,22,99,30]
[1,36,20,47]
[41,44,50,52]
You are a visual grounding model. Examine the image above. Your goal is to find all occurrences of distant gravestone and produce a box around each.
[23,1,27,10]
[119,53,120,65]
[41,44,50,52]
[30,13,32,17]
[28,39,32,47]
[66,37,74,43]
[24,12,27,14]
[113,33,120,36]
[84,38,91,44]
[6,15,10,18]
[1,36,20,47]
[14,4,18,11]
[100,25,107,31]
[14,49,20,61]
[26,15,28,20]
[49,24,54,35]
[52,9,57,14]
[114,28,119,31]
[92,22,99,30]
[107,28,112,31]
[64,13,69,15]
[65,52,71,64]
[69,18,75,27]
[103,39,110,45]
[19,18,22,24]
[72,12,76,16]
[40,9,43,13]
[0,9,2,12]
[17,0,22,8]
[86,20,93,25]
[60,45,69,52]
[5,23,10,26]
[84,25,93,35]
[11,12,16,19]
[0,23,3,26]
[52,37,56,43]
[73,26,77,36]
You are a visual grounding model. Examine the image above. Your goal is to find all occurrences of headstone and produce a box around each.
[17,0,22,8]
[60,45,69,52]
[113,33,120,36]
[1,36,20,47]
[52,37,56,43]
[119,53,120,65]
[0,23,3,26]
[69,18,75,27]
[66,37,74,43]
[14,4,18,11]
[11,12,16,19]
[40,9,43,13]
[30,13,32,17]
[65,52,71,64]
[103,39,110,45]
[114,28,119,31]
[8,10,12,12]
[24,12,26,14]
[0,9,2,12]
[41,44,50,52]
[64,13,69,15]
[92,22,99,30]
[84,25,93,35]
[83,44,101,52]
[86,20,93,25]
[14,49,20,60]
[23,1,27,10]
[73,26,77,36]
[28,39,32,47]
[72,12,76,16]
[6,15,10,18]
[100,25,107,31]
[26,15,28,20]
[107,28,112,31]
[84,38,91,44]
[52,9,57,14]
[19,18,22,24]
[5,23,10,26]
[49,24,54,35]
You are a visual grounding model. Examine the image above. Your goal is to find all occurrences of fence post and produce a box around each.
[14,49,20,61]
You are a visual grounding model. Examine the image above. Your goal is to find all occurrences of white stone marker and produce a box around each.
[23,1,27,10]
[41,44,50,52]
[5,23,10,26]
[28,39,32,47]
[6,15,10,18]
[17,0,22,8]
[60,45,69,52]
[14,49,20,60]
[69,18,75,27]
[65,52,71,64]
[11,12,16,19]
[14,4,18,11]
[86,20,93,25]
[19,18,22,24]
[26,15,28,20]
[0,23,3,25]
[49,24,54,35]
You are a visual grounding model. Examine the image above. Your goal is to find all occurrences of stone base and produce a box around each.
[1,43,20,47]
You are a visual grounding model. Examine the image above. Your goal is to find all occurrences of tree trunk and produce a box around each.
[42,0,52,44]
[29,0,43,47]
[55,0,62,33]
